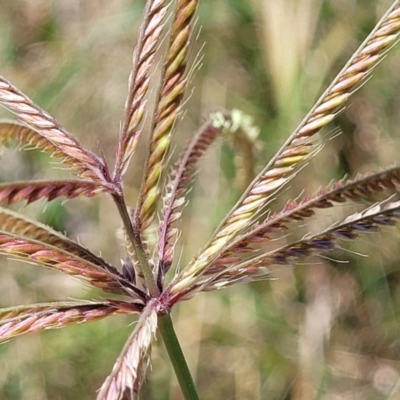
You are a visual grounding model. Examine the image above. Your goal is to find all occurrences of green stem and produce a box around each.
[158,312,200,400]
[113,193,159,297]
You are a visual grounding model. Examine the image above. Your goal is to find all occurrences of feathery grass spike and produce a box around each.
[116,0,170,177]
[2,1,400,399]
[234,200,400,273]
[213,109,260,190]
[211,166,400,269]
[0,207,119,275]
[176,200,400,298]
[158,118,221,274]
[97,302,158,400]
[170,166,400,297]
[123,227,154,292]
[0,78,106,182]
[0,120,58,153]
[0,121,114,183]
[0,301,139,343]
[0,231,125,292]
[175,1,400,287]
[137,0,199,230]
[158,110,258,275]
[0,180,109,205]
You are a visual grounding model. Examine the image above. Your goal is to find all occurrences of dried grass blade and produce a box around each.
[97,301,158,400]
[137,0,199,230]
[0,300,139,343]
[194,1,400,265]
[0,77,107,182]
[0,180,110,205]
[116,0,170,177]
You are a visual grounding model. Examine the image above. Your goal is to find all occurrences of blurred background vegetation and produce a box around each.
[1,0,400,399]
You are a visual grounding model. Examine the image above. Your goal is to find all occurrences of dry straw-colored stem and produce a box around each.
[137,0,199,230]
[171,1,400,294]
[219,2,400,237]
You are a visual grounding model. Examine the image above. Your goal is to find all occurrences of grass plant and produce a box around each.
[1,1,400,399]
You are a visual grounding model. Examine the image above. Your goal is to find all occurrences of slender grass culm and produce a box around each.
[1,1,400,399]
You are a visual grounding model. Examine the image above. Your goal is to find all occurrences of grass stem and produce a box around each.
[113,193,159,297]
[158,312,200,400]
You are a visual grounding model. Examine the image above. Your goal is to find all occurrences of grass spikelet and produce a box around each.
[212,109,261,190]
[137,0,199,230]
[158,110,259,276]
[3,1,400,399]
[0,120,58,153]
[116,0,170,177]
[0,121,113,180]
[170,166,400,297]
[0,78,107,182]
[182,199,400,296]
[0,180,110,205]
[0,207,116,272]
[97,302,157,400]
[0,231,126,293]
[235,199,400,271]
[170,1,400,294]
[226,2,400,225]
[158,118,221,274]
[0,301,139,343]
[122,228,154,293]
[217,166,400,262]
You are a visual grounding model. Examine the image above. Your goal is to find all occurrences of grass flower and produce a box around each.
[1,1,400,399]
